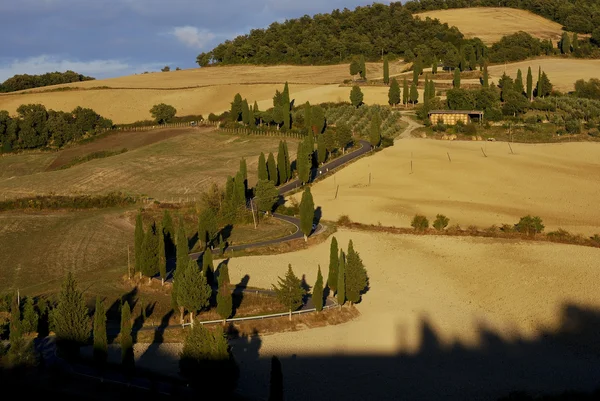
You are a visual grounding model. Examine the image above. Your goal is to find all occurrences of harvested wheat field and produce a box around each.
[415,7,566,45]
[488,58,600,92]
[293,139,600,236]
[225,229,600,399]
[0,129,296,200]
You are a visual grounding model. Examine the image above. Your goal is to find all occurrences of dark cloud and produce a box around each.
[0,0,391,80]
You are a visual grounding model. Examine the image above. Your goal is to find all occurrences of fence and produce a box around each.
[181,300,339,328]
[217,126,306,139]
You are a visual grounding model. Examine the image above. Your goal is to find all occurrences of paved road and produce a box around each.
[188,139,372,260]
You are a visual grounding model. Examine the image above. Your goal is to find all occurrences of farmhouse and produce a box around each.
[428,110,483,125]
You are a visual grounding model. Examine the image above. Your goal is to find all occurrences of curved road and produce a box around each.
[188,139,372,259]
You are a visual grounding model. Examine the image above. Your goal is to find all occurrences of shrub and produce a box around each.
[411,215,429,231]
[433,214,449,231]
[464,123,477,136]
[337,215,352,226]
[208,113,219,122]
[588,128,599,138]
[500,224,514,233]
[515,215,544,235]
[591,234,600,246]
[565,119,581,134]
[546,228,572,241]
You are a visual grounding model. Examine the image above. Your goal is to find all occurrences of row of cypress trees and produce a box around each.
[258,140,291,186]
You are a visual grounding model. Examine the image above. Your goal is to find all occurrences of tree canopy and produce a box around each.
[0,70,95,93]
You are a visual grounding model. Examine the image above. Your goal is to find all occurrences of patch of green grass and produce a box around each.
[57,148,128,170]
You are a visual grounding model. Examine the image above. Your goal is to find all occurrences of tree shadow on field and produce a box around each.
[313,206,322,228]
[132,301,156,343]
[188,232,198,252]
[232,274,250,317]
[106,287,138,342]
[300,274,311,304]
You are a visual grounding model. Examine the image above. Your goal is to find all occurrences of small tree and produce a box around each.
[216,265,232,321]
[268,356,284,401]
[202,248,214,278]
[150,103,177,124]
[134,213,144,276]
[432,59,438,74]
[277,141,287,184]
[411,215,429,231]
[178,259,211,325]
[336,122,352,154]
[350,85,364,108]
[515,215,544,236]
[273,264,306,321]
[21,297,38,334]
[254,179,279,215]
[267,152,278,185]
[359,55,367,79]
[388,78,401,106]
[299,187,315,242]
[433,214,450,231]
[349,59,360,78]
[409,82,418,105]
[120,301,134,370]
[482,64,489,87]
[402,78,409,105]
[141,222,159,282]
[161,66,170,72]
[337,250,346,306]
[369,112,381,147]
[157,222,167,284]
[526,66,533,101]
[327,236,339,292]
[52,272,89,349]
[313,265,324,312]
[258,152,268,181]
[453,69,461,89]
[283,141,291,182]
[93,297,107,366]
[383,56,390,85]
[345,240,368,305]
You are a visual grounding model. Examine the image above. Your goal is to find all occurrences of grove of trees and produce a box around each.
[0,70,95,93]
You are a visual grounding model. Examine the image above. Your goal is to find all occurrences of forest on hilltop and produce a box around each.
[0,70,95,93]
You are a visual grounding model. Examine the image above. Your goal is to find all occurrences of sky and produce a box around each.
[0,0,390,82]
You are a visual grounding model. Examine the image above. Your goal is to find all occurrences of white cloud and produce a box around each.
[171,26,216,49]
[0,55,168,81]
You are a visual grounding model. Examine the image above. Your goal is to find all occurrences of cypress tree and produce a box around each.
[162,210,175,258]
[134,213,144,275]
[171,257,185,323]
[412,59,421,85]
[359,54,366,79]
[327,236,339,292]
[432,59,438,74]
[202,248,214,277]
[410,82,418,105]
[120,301,134,370]
[515,69,524,96]
[482,63,489,87]
[283,141,291,181]
[350,85,364,108]
[369,112,381,147]
[178,259,211,325]
[536,66,542,98]
[277,141,287,184]
[234,170,246,209]
[248,105,256,127]
[560,32,571,54]
[258,152,268,181]
[253,101,260,125]
[241,99,250,125]
[267,152,278,185]
[313,266,324,312]
[22,297,38,334]
[388,77,400,106]
[198,207,217,250]
[383,56,389,85]
[573,33,579,53]
[304,102,312,134]
[231,93,243,122]
[299,187,315,242]
[297,138,311,184]
[317,133,326,165]
[282,82,291,130]
[273,264,306,320]
[423,76,429,101]
[453,68,461,88]
[527,66,533,101]
[268,356,284,401]
[93,297,107,366]
[53,272,89,346]
[217,262,230,287]
[141,222,159,281]
[337,250,346,306]
[176,217,188,271]
[217,263,232,320]
[345,240,368,305]
[402,78,409,105]
[311,105,326,135]
[428,80,436,100]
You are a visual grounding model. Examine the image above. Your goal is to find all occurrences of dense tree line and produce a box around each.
[197,3,464,66]
[404,0,600,36]
[0,104,113,152]
[0,70,95,93]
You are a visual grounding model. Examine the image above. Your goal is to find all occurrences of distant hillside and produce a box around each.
[404,0,600,36]
[197,2,466,66]
[0,70,95,93]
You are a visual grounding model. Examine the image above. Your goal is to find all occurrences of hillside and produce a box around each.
[415,8,566,45]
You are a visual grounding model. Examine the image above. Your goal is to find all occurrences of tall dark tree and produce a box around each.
[388,77,401,106]
[538,71,553,97]
[216,264,232,321]
[350,59,360,78]
[311,105,326,135]
[282,82,291,130]
[273,264,306,320]
[241,99,250,125]
[345,240,368,305]
[304,102,312,133]
[409,82,419,104]
[240,157,248,192]
[283,141,291,181]
[141,222,159,281]
[327,236,339,292]
[299,187,315,242]
[162,210,175,258]
[369,112,381,147]
[317,133,326,165]
[234,170,246,210]
[93,297,107,366]
[453,68,461,89]
[350,85,364,108]
[297,138,311,184]
[178,259,211,325]
[402,78,409,105]
[337,250,346,306]
[231,93,243,122]
[383,56,390,85]
[336,122,352,154]
[254,179,279,214]
[359,55,366,80]
[432,59,438,74]
[52,272,89,348]
[267,152,278,185]
[560,32,571,54]
[134,213,144,276]
[277,141,287,184]
[313,266,324,312]
[202,248,214,278]
[412,58,422,85]
[536,66,542,98]
[514,69,525,96]
[21,297,38,334]
[120,301,134,370]
[268,356,284,401]
[482,64,489,87]
[258,152,268,181]
[198,207,217,250]
[526,66,533,101]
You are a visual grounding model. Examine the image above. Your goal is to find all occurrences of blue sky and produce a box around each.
[0,0,388,81]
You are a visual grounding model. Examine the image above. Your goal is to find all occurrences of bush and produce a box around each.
[0,193,136,211]
[565,119,582,134]
[150,103,177,124]
[433,214,449,231]
[515,215,544,235]
[208,113,219,122]
[464,123,477,136]
[411,215,429,231]
[337,215,352,226]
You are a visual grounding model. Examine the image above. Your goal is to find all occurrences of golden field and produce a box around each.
[415,7,566,45]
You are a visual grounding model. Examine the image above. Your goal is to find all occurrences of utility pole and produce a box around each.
[250,198,257,229]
